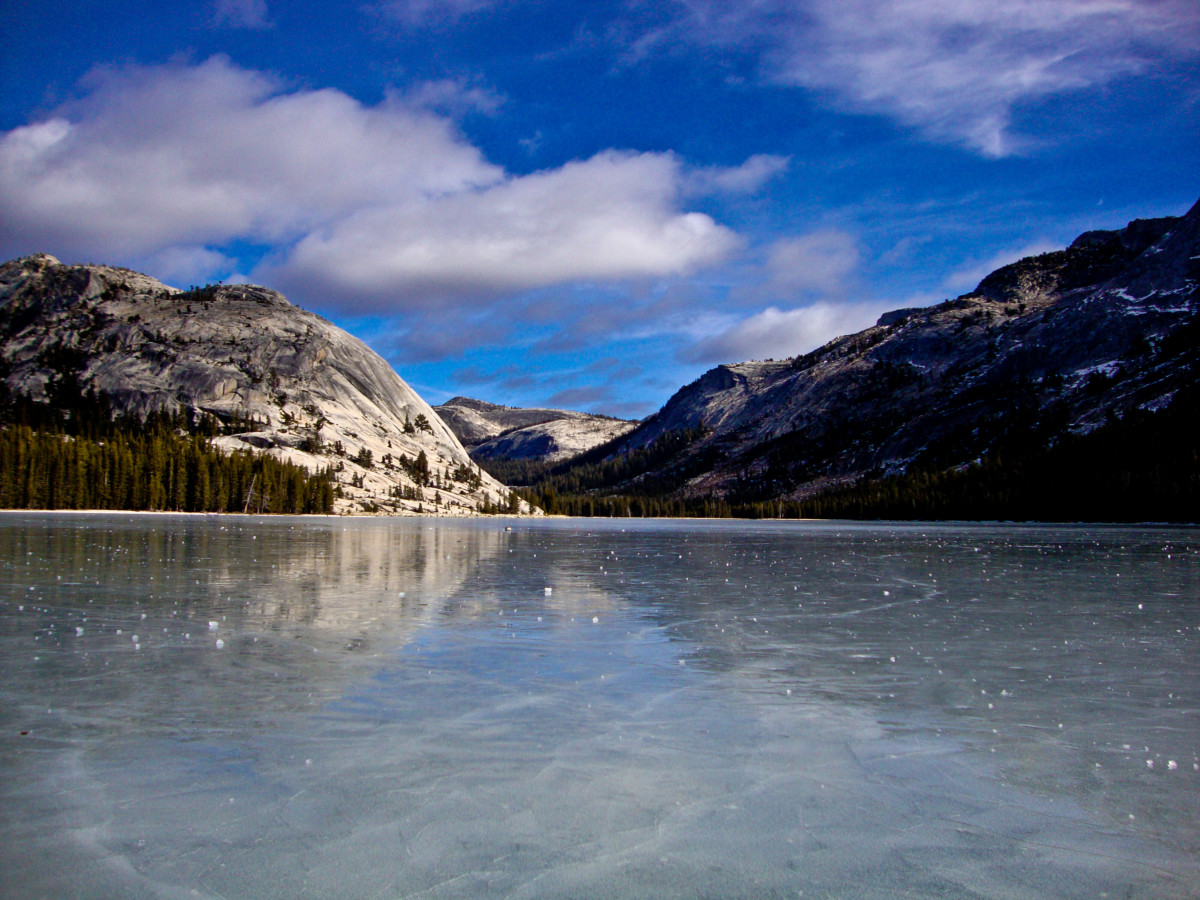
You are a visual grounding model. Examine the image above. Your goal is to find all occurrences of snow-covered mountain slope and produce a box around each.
[436,396,637,463]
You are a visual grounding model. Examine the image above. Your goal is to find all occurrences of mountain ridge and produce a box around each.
[0,254,529,515]
[515,200,1199,516]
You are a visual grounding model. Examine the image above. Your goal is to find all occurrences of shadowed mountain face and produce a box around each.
[0,255,523,515]
[436,396,637,463]
[571,201,1200,503]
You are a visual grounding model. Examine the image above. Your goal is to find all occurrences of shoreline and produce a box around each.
[0,507,530,521]
[1,508,1195,527]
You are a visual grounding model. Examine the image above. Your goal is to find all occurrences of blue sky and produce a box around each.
[1,0,1197,418]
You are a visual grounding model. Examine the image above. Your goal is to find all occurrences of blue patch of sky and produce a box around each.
[1,0,1197,417]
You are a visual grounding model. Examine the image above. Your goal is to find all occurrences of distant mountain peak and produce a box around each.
[435,396,638,464]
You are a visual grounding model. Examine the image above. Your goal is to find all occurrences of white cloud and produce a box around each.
[266,150,740,309]
[658,0,1200,156]
[402,78,505,116]
[0,57,500,259]
[684,301,892,364]
[684,154,790,196]
[0,57,740,312]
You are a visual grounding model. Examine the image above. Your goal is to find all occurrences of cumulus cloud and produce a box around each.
[0,57,499,259]
[265,149,740,310]
[654,0,1200,156]
[0,56,741,311]
[683,301,892,365]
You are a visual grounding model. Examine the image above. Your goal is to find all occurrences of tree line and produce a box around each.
[0,382,334,515]
[493,386,1198,523]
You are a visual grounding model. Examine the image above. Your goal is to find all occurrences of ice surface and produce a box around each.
[0,513,1197,898]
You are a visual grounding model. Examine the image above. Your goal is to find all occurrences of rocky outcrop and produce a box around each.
[600,200,1200,500]
[436,396,637,463]
[0,255,530,515]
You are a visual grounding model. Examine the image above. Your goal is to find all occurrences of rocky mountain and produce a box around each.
[435,396,637,463]
[542,200,1200,508]
[0,254,528,516]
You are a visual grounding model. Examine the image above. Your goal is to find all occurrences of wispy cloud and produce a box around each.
[761,231,860,298]
[683,154,791,196]
[682,300,891,365]
[643,0,1200,156]
[212,0,271,29]
[545,385,616,409]
[378,314,507,363]
[375,0,500,28]
[401,77,505,116]
[140,245,239,286]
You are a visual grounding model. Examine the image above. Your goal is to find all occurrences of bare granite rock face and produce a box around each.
[0,254,530,515]
[603,200,1200,500]
[436,396,637,463]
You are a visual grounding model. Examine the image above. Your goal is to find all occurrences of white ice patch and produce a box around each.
[1069,361,1120,386]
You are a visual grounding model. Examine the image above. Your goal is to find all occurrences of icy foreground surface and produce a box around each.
[1,514,1197,899]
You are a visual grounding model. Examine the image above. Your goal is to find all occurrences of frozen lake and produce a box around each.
[1,513,1197,899]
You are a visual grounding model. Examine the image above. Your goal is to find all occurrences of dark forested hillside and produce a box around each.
[496,202,1200,522]
[0,383,335,514]
[505,382,1198,520]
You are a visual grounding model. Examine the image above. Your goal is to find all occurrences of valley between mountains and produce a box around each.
[2,198,1197,519]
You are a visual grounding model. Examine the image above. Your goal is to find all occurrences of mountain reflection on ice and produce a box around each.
[0,513,1197,899]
